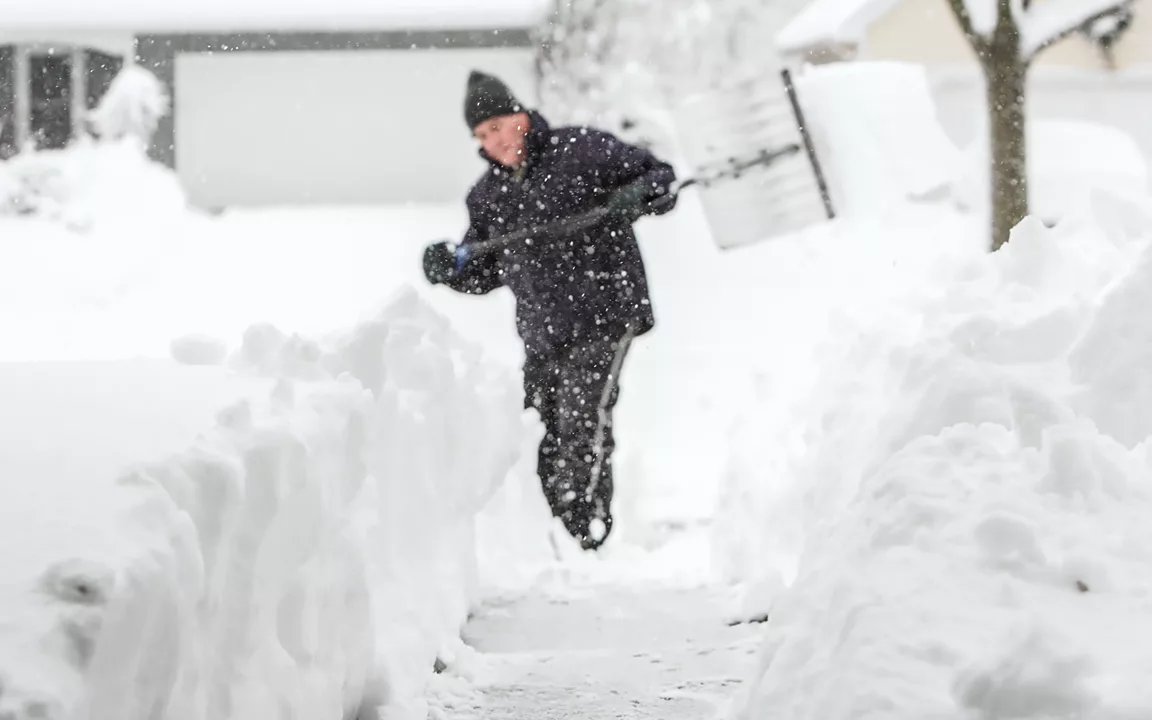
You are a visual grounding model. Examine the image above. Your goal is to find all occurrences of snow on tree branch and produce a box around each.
[962,0,1000,38]
[947,0,993,48]
[1022,0,1131,58]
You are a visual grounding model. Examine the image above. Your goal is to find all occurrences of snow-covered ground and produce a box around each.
[431,585,765,719]
[5,58,1152,720]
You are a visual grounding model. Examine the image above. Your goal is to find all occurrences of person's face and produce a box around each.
[473,112,530,168]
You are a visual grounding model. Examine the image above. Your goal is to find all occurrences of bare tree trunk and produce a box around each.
[984,55,1028,251]
[982,9,1029,252]
[947,0,1129,251]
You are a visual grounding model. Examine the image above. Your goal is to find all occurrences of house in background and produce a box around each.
[0,0,549,210]
[776,0,1152,166]
[0,33,127,158]
[777,0,1152,69]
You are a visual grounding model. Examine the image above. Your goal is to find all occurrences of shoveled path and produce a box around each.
[439,582,765,719]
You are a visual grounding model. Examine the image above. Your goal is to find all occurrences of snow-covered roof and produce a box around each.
[0,0,551,33]
[776,0,901,52]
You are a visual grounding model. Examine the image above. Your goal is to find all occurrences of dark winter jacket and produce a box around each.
[441,111,677,357]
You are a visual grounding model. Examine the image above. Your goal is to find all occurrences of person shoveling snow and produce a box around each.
[422,70,678,551]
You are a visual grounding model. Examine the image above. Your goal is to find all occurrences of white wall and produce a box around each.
[174,47,538,209]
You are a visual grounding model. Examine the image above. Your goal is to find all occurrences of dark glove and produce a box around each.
[424,241,476,284]
[422,241,456,285]
[604,182,653,223]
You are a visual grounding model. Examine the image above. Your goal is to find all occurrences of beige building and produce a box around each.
[775,0,1152,170]
[778,0,1152,69]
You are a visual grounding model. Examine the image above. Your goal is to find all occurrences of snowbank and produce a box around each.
[733,189,1152,719]
[0,139,187,232]
[953,119,1150,224]
[0,360,365,720]
[0,288,526,720]
[711,201,983,599]
[307,289,525,719]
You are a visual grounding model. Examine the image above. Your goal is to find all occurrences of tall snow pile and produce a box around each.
[795,61,962,215]
[208,286,526,720]
[735,189,1152,719]
[0,288,524,720]
[226,287,526,720]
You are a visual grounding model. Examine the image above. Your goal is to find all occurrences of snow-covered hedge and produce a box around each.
[732,190,1152,718]
[0,288,524,720]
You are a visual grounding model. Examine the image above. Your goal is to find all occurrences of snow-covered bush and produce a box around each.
[729,189,1152,719]
[0,64,183,231]
[0,288,527,720]
[87,64,170,149]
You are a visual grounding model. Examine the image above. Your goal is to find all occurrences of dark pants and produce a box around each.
[525,330,635,549]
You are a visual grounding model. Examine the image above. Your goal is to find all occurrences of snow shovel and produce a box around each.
[452,142,803,259]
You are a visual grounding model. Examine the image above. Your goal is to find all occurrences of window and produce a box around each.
[0,46,14,159]
[29,52,72,150]
[85,50,122,110]
[0,45,127,155]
